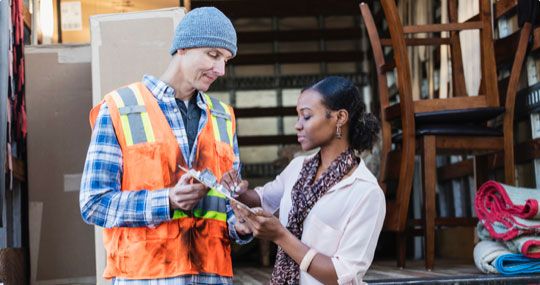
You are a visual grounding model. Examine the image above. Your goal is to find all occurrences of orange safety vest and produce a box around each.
[89,82,236,279]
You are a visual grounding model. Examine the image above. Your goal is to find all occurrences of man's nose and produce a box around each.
[213,60,226,76]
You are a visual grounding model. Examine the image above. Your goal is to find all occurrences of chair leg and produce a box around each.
[421,136,436,270]
[397,232,407,268]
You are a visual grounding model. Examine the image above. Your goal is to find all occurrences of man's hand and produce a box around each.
[169,173,209,211]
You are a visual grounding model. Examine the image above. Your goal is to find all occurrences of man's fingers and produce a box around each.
[175,182,207,194]
[177,173,192,186]
[190,183,207,192]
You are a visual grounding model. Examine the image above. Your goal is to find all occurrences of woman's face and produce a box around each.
[295,89,337,151]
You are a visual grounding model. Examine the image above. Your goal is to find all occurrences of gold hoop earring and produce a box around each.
[336,124,342,139]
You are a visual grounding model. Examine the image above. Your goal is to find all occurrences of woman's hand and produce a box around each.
[231,199,253,235]
[221,169,249,197]
[233,218,253,235]
[231,200,287,243]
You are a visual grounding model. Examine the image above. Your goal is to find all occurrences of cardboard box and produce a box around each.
[25,45,94,284]
[60,0,179,44]
[90,8,184,104]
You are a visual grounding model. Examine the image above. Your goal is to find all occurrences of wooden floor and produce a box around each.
[233,259,540,284]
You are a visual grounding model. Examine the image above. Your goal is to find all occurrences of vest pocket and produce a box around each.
[123,142,169,188]
[127,221,180,241]
[215,141,234,174]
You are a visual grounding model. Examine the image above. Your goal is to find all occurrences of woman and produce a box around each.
[228,76,385,285]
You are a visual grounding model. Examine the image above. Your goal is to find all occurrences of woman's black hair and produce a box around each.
[304,76,380,152]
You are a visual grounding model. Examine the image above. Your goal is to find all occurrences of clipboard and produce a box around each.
[179,165,256,214]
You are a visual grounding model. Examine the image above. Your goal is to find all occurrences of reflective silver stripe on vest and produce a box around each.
[194,195,227,213]
[208,96,231,145]
[117,87,148,145]
[118,105,146,115]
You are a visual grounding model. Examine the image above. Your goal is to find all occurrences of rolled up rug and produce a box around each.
[494,253,540,276]
[478,222,540,258]
[475,181,540,240]
[476,222,492,241]
[505,235,540,258]
[474,240,512,274]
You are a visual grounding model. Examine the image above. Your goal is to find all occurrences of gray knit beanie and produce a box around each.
[170,7,237,57]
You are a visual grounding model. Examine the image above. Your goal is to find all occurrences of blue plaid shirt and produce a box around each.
[80,75,250,285]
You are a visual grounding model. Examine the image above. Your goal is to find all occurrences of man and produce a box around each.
[80,7,250,284]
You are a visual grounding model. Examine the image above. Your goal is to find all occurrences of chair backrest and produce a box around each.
[360,2,416,231]
[359,0,503,232]
[359,0,532,231]
[371,0,501,113]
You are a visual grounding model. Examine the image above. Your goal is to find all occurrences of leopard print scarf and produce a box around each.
[270,148,359,284]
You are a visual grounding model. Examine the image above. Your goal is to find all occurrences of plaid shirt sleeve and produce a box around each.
[226,124,253,244]
[79,103,172,228]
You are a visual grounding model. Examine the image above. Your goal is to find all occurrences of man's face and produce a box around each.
[177,47,233,92]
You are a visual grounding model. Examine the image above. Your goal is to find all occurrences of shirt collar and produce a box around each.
[302,152,378,193]
[142,74,175,101]
[142,74,206,109]
[330,159,379,192]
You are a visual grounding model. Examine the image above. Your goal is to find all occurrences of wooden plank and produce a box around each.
[231,51,364,65]
[448,0,468,98]
[385,96,489,119]
[421,135,436,270]
[436,136,504,151]
[481,0,501,107]
[414,96,488,113]
[494,0,518,19]
[502,23,531,184]
[235,260,539,283]
[437,138,540,182]
[235,107,296,118]
[380,37,451,46]
[238,28,362,43]
[438,159,474,182]
[403,22,483,34]
[238,135,298,146]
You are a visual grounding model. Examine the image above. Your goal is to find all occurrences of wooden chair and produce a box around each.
[359,0,532,270]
